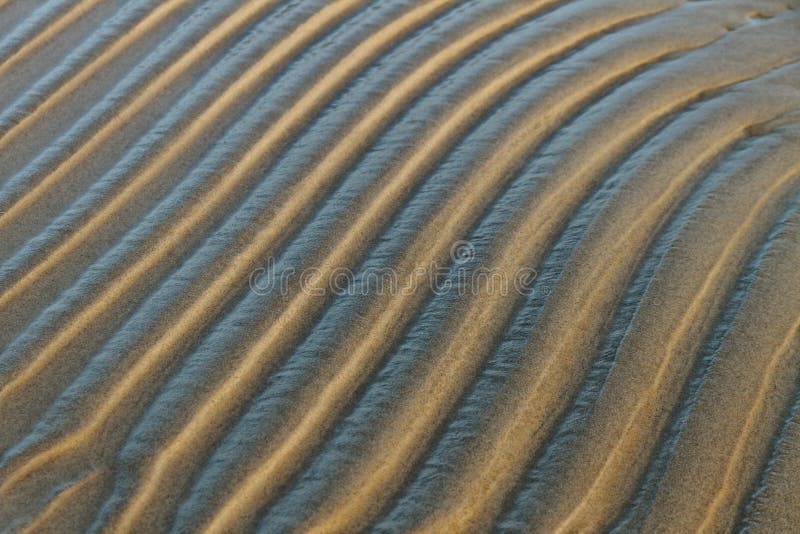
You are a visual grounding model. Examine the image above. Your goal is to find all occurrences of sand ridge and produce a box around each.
[0,0,799,532]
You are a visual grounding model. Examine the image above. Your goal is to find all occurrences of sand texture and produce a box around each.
[1,0,799,532]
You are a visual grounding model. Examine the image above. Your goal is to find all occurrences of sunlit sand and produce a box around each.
[0,0,798,532]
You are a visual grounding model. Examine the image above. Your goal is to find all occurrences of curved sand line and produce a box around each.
[0,0,376,350]
[0,0,370,355]
[0,0,559,511]
[0,0,202,195]
[739,330,800,534]
[413,68,800,534]
[1,1,800,531]
[640,165,800,531]
[111,3,683,531]
[0,0,373,451]
[0,0,195,152]
[294,12,800,533]
[539,143,800,534]
[0,0,286,230]
[0,0,489,448]
[0,0,106,79]
[14,470,106,534]
[0,0,448,326]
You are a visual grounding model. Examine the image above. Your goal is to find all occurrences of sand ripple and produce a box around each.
[0,0,798,532]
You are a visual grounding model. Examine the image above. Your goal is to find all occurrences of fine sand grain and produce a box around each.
[0,0,799,532]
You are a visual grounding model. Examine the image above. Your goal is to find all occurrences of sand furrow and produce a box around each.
[0,0,482,465]
[638,185,800,532]
[15,470,106,534]
[0,0,196,152]
[411,69,800,534]
[114,4,688,531]
[0,0,285,227]
[0,0,512,436]
[0,0,448,318]
[1,0,799,530]
[545,170,797,532]
[694,317,800,532]
[0,0,562,516]
[740,367,800,533]
[290,12,800,532]
[0,0,106,78]
[0,0,376,450]
[0,0,34,39]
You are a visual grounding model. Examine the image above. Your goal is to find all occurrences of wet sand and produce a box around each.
[0,0,799,532]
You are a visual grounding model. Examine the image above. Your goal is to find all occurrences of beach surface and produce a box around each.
[0,0,799,532]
